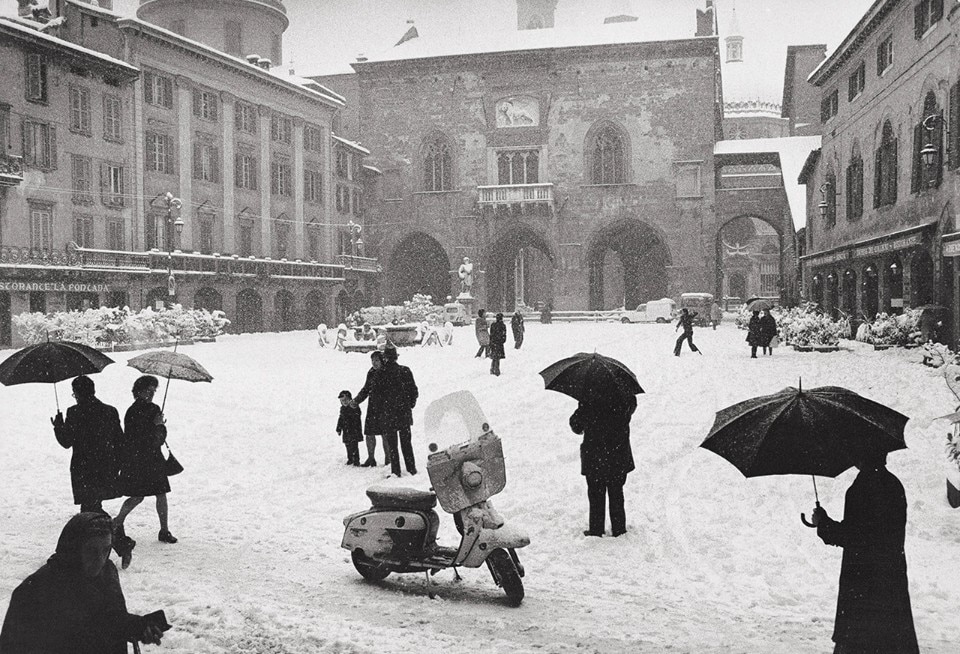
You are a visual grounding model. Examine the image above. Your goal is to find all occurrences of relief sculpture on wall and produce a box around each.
[496,96,539,128]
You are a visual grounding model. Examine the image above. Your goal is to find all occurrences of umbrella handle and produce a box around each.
[800,500,821,528]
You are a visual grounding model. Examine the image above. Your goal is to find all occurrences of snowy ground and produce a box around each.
[1,322,959,653]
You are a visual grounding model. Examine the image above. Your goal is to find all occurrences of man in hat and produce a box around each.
[378,344,419,477]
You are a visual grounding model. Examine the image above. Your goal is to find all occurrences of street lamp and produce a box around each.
[164,191,184,305]
[920,113,950,185]
[346,220,362,258]
[818,182,838,219]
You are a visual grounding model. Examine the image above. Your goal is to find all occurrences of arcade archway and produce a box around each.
[276,289,296,331]
[335,290,351,324]
[587,220,671,310]
[304,290,327,328]
[484,225,554,312]
[235,289,263,333]
[194,287,223,313]
[387,232,451,304]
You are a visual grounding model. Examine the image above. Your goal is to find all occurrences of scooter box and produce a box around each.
[342,509,439,557]
[427,432,506,513]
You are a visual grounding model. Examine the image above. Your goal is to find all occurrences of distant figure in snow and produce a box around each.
[474,308,490,358]
[354,351,391,467]
[511,311,525,349]
[489,313,507,376]
[336,390,363,466]
[710,302,723,330]
[746,310,763,359]
[317,323,328,347]
[441,321,455,346]
[673,308,700,356]
[759,309,778,356]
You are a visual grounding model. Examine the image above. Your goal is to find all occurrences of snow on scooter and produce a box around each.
[341,390,530,605]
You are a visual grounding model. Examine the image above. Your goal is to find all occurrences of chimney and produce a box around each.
[246,54,261,65]
[356,53,368,63]
[695,0,715,37]
[257,57,272,70]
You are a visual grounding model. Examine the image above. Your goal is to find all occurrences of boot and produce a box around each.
[360,458,375,467]
[158,529,178,544]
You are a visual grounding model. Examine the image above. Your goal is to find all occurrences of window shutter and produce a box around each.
[193,142,202,179]
[890,138,898,203]
[192,89,201,117]
[211,146,220,182]
[911,123,922,193]
[162,76,173,108]
[845,165,852,218]
[100,162,109,205]
[20,119,28,164]
[144,73,153,105]
[876,41,884,76]
[932,0,943,23]
[210,97,218,122]
[935,109,944,187]
[915,2,925,38]
[235,154,243,188]
[874,148,882,208]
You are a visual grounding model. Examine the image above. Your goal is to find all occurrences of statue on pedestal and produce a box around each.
[458,257,474,296]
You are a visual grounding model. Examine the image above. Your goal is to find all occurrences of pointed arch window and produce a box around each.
[423,136,452,191]
[591,125,626,184]
[846,146,863,220]
[874,121,898,207]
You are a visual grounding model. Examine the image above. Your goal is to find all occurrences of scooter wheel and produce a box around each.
[488,549,524,607]
[351,550,391,581]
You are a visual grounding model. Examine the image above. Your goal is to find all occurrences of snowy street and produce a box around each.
[1,322,958,653]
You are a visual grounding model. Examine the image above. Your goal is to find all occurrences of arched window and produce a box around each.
[874,121,897,207]
[590,124,626,184]
[846,142,863,220]
[423,135,452,192]
[912,91,942,192]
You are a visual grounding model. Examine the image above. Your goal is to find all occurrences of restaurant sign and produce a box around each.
[807,250,850,266]
[943,239,960,257]
[853,233,923,259]
[0,281,111,293]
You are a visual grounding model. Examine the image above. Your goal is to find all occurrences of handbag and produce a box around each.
[164,445,184,476]
[769,335,780,349]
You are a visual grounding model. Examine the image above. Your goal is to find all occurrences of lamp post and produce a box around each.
[346,220,362,258]
[164,191,184,307]
[818,182,838,219]
[920,113,950,187]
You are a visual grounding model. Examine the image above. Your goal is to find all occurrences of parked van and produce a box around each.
[443,302,470,326]
[679,292,714,326]
[619,297,676,323]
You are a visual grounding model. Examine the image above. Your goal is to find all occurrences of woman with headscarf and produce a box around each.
[489,312,507,376]
[0,512,167,653]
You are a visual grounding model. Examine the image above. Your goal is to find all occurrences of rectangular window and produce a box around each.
[106,219,124,251]
[198,215,214,254]
[276,223,289,259]
[877,35,894,75]
[351,189,362,216]
[22,120,56,170]
[71,154,94,205]
[146,132,174,174]
[497,150,539,185]
[676,164,702,197]
[193,142,220,183]
[28,203,53,252]
[846,158,864,220]
[69,86,91,134]
[239,221,253,256]
[225,20,242,56]
[271,161,291,196]
[271,115,292,144]
[760,262,780,296]
[336,184,349,213]
[336,149,348,179]
[101,163,125,206]
[143,71,173,108]
[73,214,93,248]
[103,95,122,141]
[145,213,164,250]
[915,0,944,38]
[304,125,324,153]
[847,62,865,101]
[307,229,320,261]
[304,169,323,203]
[192,89,219,122]
[25,53,48,103]
[0,105,9,153]
[235,153,258,190]
[820,89,839,122]
[235,102,257,134]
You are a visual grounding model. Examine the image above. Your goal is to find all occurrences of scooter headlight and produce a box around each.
[461,461,483,489]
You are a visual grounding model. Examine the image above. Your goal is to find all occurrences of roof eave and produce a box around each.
[808,0,895,86]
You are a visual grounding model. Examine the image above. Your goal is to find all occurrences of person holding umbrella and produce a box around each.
[114,375,177,552]
[810,451,919,654]
[51,375,123,514]
[759,308,778,356]
[746,310,763,358]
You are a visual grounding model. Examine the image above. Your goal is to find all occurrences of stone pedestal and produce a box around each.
[457,293,476,317]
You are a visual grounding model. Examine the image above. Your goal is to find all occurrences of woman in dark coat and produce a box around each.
[51,375,123,512]
[569,392,637,537]
[511,311,525,349]
[376,345,419,477]
[489,312,507,376]
[758,308,778,356]
[746,310,763,358]
[812,453,919,654]
[0,512,165,653]
[114,375,177,553]
[354,350,391,467]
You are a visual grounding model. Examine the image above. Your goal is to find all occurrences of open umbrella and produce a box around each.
[0,340,114,410]
[745,298,774,312]
[539,352,643,403]
[701,383,909,526]
[126,350,212,411]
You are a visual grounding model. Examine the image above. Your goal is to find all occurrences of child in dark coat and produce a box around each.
[337,390,363,466]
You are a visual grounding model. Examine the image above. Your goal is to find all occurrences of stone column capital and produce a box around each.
[174,75,193,90]
[220,90,237,104]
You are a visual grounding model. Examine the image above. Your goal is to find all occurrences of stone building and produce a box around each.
[799,0,960,344]
[317,0,724,313]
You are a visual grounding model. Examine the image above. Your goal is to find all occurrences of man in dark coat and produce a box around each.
[511,311,525,349]
[489,312,507,376]
[812,453,919,654]
[0,512,166,654]
[673,308,700,356]
[377,345,420,477]
[759,308,778,356]
[569,393,637,537]
[51,375,123,513]
[746,310,763,358]
[354,351,391,467]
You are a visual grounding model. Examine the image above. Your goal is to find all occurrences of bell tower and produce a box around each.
[137,0,289,66]
[516,0,558,30]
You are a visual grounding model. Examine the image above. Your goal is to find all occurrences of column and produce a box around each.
[175,76,194,248]
[902,251,914,309]
[292,117,305,261]
[221,92,236,255]
[323,122,334,263]
[259,104,272,257]
[836,270,847,315]
[878,257,891,314]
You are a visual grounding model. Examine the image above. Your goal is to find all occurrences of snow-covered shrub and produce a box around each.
[860,309,922,346]
[920,342,960,368]
[358,294,444,326]
[777,302,846,346]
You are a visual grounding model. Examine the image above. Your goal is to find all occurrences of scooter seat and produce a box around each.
[366,485,437,511]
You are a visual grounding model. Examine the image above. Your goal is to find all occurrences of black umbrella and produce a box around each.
[701,382,908,526]
[0,340,115,411]
[539,352,644,403]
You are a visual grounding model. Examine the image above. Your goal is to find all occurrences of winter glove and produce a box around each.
[51,411,64,428]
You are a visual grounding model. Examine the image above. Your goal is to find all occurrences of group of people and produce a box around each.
[746,308,779,358]
[474,308,525,376]
[0,374,176,652]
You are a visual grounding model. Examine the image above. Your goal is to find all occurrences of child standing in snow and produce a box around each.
[336,390,363,465]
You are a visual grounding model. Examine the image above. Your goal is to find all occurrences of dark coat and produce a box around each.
[511,312,525,340]
[54,398,123,505]
[746,314,764,346]
[676,311,697,334]
[569,395,637,482]
[0,514,146,654]
[758,313,778,346]
[117,399,170,497]
[489,320,507,360]
[817,467,919,653]
[370,360,418,432]
[336,405,363,443]
[354,367,384,436]
[475,315,490,345]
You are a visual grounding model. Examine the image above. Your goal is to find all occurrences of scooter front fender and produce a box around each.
[459,523,530,568]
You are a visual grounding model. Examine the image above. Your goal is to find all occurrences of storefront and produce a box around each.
[0,280,126,346]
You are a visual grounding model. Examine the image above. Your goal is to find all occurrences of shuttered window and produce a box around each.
[69,86,91,135]
[103,95,122,141]
[22,120,56,169]
[28,203,53,252]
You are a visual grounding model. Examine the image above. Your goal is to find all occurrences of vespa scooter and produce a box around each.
[341,391,530,605]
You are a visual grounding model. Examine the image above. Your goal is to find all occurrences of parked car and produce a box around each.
[619,298,676,323]
[679,292,714,326]
[443,302,470,326]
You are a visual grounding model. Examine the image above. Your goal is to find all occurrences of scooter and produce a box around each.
[341,391,530,605]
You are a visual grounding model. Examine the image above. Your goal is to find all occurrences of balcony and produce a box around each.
[0,155,24,187]
[336,254,380,272]
[478,182,554,208]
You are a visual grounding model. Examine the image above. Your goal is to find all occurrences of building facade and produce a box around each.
[800,0,960,345]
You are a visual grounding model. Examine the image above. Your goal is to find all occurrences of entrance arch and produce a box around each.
[717,215,782,306]
[276,289,296,331]
[335,289,351,324]
[484,224,554,312]
[235,289,263,333]
[304,290,327,328]
[194,287,223,313]
[842,268,858,314]
[862,264,879,319]
[587,220,671,310]
[387,232,451,304]
[911,250,934,306]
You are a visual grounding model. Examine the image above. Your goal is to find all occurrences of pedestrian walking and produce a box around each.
[354,351,391,467]
[51,375,122,513]
[569,392,637,537]
[378,345,419,477]
[489,312,507,376]
[759,308,778,356]
[540,301,553,324]
[746,310,763,358]
[113,375,176,568]
[474,308,490,358]
[336,390,363,465]
[0,512,169,654]
[511,311,525,349]
[673,308,701,356]
[811,452,919,654]
[710,301,723,330]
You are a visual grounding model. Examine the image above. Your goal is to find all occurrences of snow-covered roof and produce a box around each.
[332,134,370,155]
[0,15,139,74]
[808,0,887,86]
[715,135,821,231]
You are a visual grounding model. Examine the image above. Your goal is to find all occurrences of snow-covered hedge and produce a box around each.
[356,294,444,327]
[854,309,922,346]
[13,305,230,347]
[777,302,847,347]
